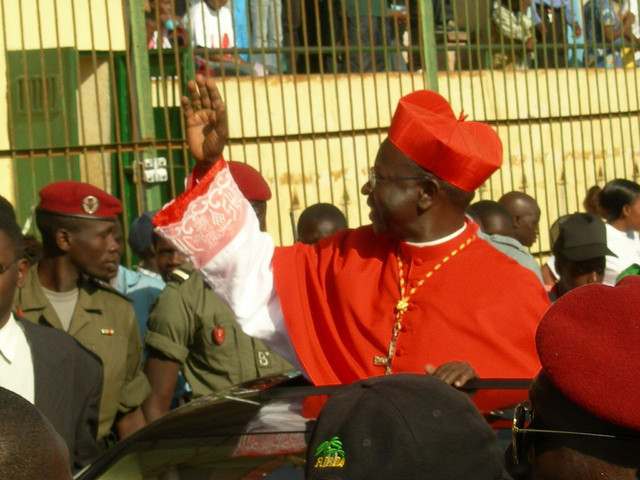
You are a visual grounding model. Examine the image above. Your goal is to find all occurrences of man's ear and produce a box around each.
[416,178,439,212]
[621,203,631,219]
[16,259,29,288]
[55,228,73,253]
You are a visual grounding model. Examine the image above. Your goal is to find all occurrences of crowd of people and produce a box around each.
[1,73,639,478]
[145,0,640,74]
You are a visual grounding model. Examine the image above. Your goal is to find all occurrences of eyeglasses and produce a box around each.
[367,167,433,189]
[0,259,18,275]
[511,402,640,465]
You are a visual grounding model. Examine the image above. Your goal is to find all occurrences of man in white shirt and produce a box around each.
[0,213,102,472]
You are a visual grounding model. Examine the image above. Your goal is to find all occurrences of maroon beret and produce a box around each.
[536,276,640,431]
[227,161,271,202]
[38,181,122,220]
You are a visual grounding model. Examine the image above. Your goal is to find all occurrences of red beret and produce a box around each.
[536,276,640,431]
[388,90,503,192]
[227,161,271,202]
[38,181,122,220]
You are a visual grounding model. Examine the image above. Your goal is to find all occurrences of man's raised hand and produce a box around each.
[181,74,229,167]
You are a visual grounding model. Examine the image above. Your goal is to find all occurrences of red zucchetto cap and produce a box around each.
[228,161,272,202]
[38,181,122,220]
[387,90,503,192]
[536,276,640,431]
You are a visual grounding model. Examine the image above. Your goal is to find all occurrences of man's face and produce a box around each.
[101,220,124,281]
[557,256,605,294]
[623,194,640,231]
[66,219,121,280]
[0,231,28,328]
[154,235,185,281]
[515,203,540,247]
[361,139,423,240]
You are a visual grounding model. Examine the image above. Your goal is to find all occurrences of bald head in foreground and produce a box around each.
[0,387,72,480]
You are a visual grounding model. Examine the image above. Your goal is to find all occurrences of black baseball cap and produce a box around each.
[306,374,510,480]
[551,213,615,261]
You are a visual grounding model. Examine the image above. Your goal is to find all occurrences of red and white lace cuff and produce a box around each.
[153,159,248,269]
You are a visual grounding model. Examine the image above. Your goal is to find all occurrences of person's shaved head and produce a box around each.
[0,387,72,480]
[467,200,515,237]
[297,203,348,245]
[498,192,541,247]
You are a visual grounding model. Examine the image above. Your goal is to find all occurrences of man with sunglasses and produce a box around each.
[507,275,640,479]
[153,75,550,393]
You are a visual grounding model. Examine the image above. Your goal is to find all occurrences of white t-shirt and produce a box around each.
[184,2,235,49]
[604,223,640,285]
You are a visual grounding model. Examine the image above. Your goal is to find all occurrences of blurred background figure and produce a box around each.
[490,0,535,69]
[184,0,258,76]
[499,191,541,249]
[467,200,543,283]
[297,203,348,245]
[146,0,187,49]
[532,0,582,68]
[583,0,639,68]
[250,0,283,74]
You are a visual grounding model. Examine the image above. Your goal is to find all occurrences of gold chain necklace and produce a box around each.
[373,234,477,374]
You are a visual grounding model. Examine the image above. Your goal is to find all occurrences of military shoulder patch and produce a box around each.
[313,436,345,469]
[168,266,193,284]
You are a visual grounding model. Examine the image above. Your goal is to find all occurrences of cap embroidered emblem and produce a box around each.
[82,195,99,214]
[313,436,345,468]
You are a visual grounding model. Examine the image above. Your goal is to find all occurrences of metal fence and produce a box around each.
[1,0,638,263]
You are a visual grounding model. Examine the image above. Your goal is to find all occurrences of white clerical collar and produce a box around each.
[405,222,467,247]
[0,313,20,363]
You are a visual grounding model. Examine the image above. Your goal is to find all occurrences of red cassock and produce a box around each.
[274,221,550,386]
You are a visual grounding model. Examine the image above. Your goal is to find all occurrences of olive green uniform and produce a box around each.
[145,266,294,397]
[16,264,150,440]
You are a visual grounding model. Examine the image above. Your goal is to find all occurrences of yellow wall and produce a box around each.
[214,69,640,251]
